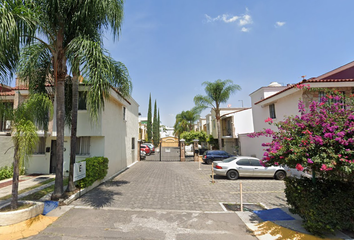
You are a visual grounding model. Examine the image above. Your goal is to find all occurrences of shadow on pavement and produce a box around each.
[80,188,122,209]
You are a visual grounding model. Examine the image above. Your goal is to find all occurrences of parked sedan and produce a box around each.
[140,150,146,160]
[213,156,287,180]
[140,144,151,155]
[145,143,155,153]
[202,150,234,164]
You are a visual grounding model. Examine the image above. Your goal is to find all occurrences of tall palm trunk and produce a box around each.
[215,108,222,150]
[11,140,20,209]
[52,31,67,199]
[66,73,79,192]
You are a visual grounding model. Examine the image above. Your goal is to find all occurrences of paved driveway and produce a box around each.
[27,161,288,239]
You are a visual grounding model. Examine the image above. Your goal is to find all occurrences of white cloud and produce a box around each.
[205,9,252,32]
[275,21,286,27]
[239,14,252,26]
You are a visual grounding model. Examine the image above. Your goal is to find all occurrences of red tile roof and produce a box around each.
[254,78,354,105]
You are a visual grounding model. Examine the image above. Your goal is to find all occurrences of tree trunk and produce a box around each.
[217,117,222,150]
[11,140,19,210]
[215,107,222,150]
[52,32,66,199]
[66,73,78,192]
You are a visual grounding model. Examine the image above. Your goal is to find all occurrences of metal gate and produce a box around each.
[159,146,181,161]
[141,140,197,162]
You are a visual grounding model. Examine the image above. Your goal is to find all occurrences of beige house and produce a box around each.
[0,81,139,181]
[240,61,354,158]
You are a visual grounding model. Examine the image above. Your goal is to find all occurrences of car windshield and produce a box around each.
[222,157,237,163]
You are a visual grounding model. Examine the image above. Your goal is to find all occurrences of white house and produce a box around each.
[239,61,354,159]
[0,81,139,181]
[202,108,253,154]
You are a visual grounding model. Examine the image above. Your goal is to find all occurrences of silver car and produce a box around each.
[213,156,287,180]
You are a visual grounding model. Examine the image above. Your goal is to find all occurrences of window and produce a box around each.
[78,91,87,110]
[33,137,46,154]
[0,102,13,131]
[269,104,276,119]
[76,137,90,155]
[236,159,251,166]
[123,107,126,121]
[250,159,262,166]
[132,137,135,150]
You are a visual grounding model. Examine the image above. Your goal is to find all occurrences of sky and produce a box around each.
[101,0,354,127]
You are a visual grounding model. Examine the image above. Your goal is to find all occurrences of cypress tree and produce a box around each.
[153,100,158,146]
[147,94,152,142]
[157,109,160,145]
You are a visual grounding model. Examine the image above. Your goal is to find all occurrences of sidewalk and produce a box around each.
[236,207,352,240]
[0,174,55,208]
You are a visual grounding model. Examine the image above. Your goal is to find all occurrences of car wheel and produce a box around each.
[207,158,213,164]
[227,170,239,180]
[275,170,286,180]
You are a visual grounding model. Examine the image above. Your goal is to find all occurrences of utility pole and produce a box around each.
[238,100,244,108]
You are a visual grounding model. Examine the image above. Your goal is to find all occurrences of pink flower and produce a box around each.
[296,163,304,171]
[307,158,313,164]
[265,117,273,123]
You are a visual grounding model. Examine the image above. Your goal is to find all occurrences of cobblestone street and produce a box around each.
[72,161,287,211]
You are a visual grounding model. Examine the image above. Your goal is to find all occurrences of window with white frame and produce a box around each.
[78,91,87,110]
[76,137,90,155]
[33,137,46,154]
[132,137,135,150]
[269,104,276,119]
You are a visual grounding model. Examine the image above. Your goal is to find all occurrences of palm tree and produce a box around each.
[194,79,241,150]
[173,108,200,140]
[1,0,127,199]
[0,94,53,209]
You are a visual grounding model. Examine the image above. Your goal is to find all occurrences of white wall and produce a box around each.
[0,136,14,168]
[233,109,254,136]
[239,134,271,158]
[101,92,139,180]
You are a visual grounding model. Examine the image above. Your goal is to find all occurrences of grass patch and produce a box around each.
[22,178,69,201]
[0,202,34,212]
[0,178,55,201]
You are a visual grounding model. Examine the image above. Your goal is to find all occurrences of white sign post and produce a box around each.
[74,161,86,182]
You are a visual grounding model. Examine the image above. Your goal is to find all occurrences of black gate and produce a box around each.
[159,146,181,161]
[142,142,196,162]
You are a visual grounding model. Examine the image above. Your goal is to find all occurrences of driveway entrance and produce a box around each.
[29,162,288,239]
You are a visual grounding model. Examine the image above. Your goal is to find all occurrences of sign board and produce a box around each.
[74,161,86,182]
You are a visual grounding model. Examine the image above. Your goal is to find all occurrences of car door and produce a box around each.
[250,159,269,177]
[220,151,230,160]
[235,159,254,177]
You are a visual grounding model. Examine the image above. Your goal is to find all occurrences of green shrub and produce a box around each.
[76,157,109,188]
[285,177,354,236]
[0,166,13,180]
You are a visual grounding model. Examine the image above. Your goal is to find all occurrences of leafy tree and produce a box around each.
[153,100,158,146]
[147,94,152,142]
[180,130,208,144]
[1,0,127,199]
[0,94,53,209]
[194,79,241,150]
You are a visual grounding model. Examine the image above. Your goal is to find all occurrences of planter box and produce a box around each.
[0,201,44,226]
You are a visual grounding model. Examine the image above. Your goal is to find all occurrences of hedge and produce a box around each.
[285,177,354,236]
[76,157,109,188]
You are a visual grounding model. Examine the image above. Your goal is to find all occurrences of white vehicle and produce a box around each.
[213,156,287,180]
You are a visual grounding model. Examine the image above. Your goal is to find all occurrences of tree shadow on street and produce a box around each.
[78,180,130,208]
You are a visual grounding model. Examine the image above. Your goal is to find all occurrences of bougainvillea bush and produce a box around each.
[248,86,354,235]
[249,87,354,182]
